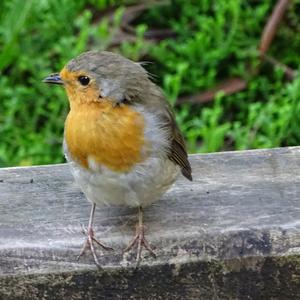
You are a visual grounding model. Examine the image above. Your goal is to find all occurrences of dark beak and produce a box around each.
[42,73,63,85]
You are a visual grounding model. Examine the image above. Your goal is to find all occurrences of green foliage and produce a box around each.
[0,0,300,166]
[142,0,300,152]
[0,0,120,166]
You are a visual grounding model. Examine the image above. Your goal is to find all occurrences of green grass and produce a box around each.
[0,0,300,167]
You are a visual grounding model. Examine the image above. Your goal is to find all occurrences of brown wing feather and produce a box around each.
[168,123,193,181]
[162,103,192,181]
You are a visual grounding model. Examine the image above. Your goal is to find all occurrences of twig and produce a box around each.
[121,1,169,33]
[108,2,175,47]
[177,78,247,105]
[259,0,291,54]
[262,53,296,80]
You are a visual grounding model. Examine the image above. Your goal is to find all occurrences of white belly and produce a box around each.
[64,104,180,207]
[67,155,179,208]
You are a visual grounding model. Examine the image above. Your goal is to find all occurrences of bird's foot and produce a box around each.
[124,224,156,267]
[77,225,113,267]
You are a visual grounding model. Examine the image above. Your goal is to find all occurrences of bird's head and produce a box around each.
[43,51,150,107]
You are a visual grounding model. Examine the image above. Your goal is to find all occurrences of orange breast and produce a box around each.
[65,100,148,172]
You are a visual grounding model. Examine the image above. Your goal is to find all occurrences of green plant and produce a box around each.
[0,0,300,167]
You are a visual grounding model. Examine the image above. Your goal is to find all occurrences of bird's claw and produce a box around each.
[124,224,156,267]
[77,226,113,267]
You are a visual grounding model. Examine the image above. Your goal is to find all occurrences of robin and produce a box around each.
[43,51,192,267]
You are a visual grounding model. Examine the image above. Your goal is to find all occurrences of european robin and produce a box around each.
[43,51,192,266]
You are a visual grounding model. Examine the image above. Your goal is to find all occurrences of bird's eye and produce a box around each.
[78,76,90,86]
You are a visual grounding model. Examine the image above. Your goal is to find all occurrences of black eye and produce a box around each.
[78,75,90,86]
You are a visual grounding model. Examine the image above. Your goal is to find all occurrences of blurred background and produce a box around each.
[0,0,299,167]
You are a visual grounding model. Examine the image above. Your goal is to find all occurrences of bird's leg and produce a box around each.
[124,206,156,267]
[77,203,113,266]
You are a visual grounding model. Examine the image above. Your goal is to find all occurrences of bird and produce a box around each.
[43,50,192,267]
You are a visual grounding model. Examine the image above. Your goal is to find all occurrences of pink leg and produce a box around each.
[77,203,113,266]
[124,206,156,267]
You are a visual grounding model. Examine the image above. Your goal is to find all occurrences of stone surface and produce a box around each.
[1,147,300,299]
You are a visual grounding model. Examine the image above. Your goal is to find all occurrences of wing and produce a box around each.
[125,79,192,180]
[163,103,193,181]
[169,125,193,181]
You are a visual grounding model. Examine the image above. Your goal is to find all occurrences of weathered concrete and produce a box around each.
[1,147,300,299]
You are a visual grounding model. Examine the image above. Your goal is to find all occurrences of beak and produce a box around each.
[42,73,63,85]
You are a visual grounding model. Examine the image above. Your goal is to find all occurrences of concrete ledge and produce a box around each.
[1,147,300,299]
